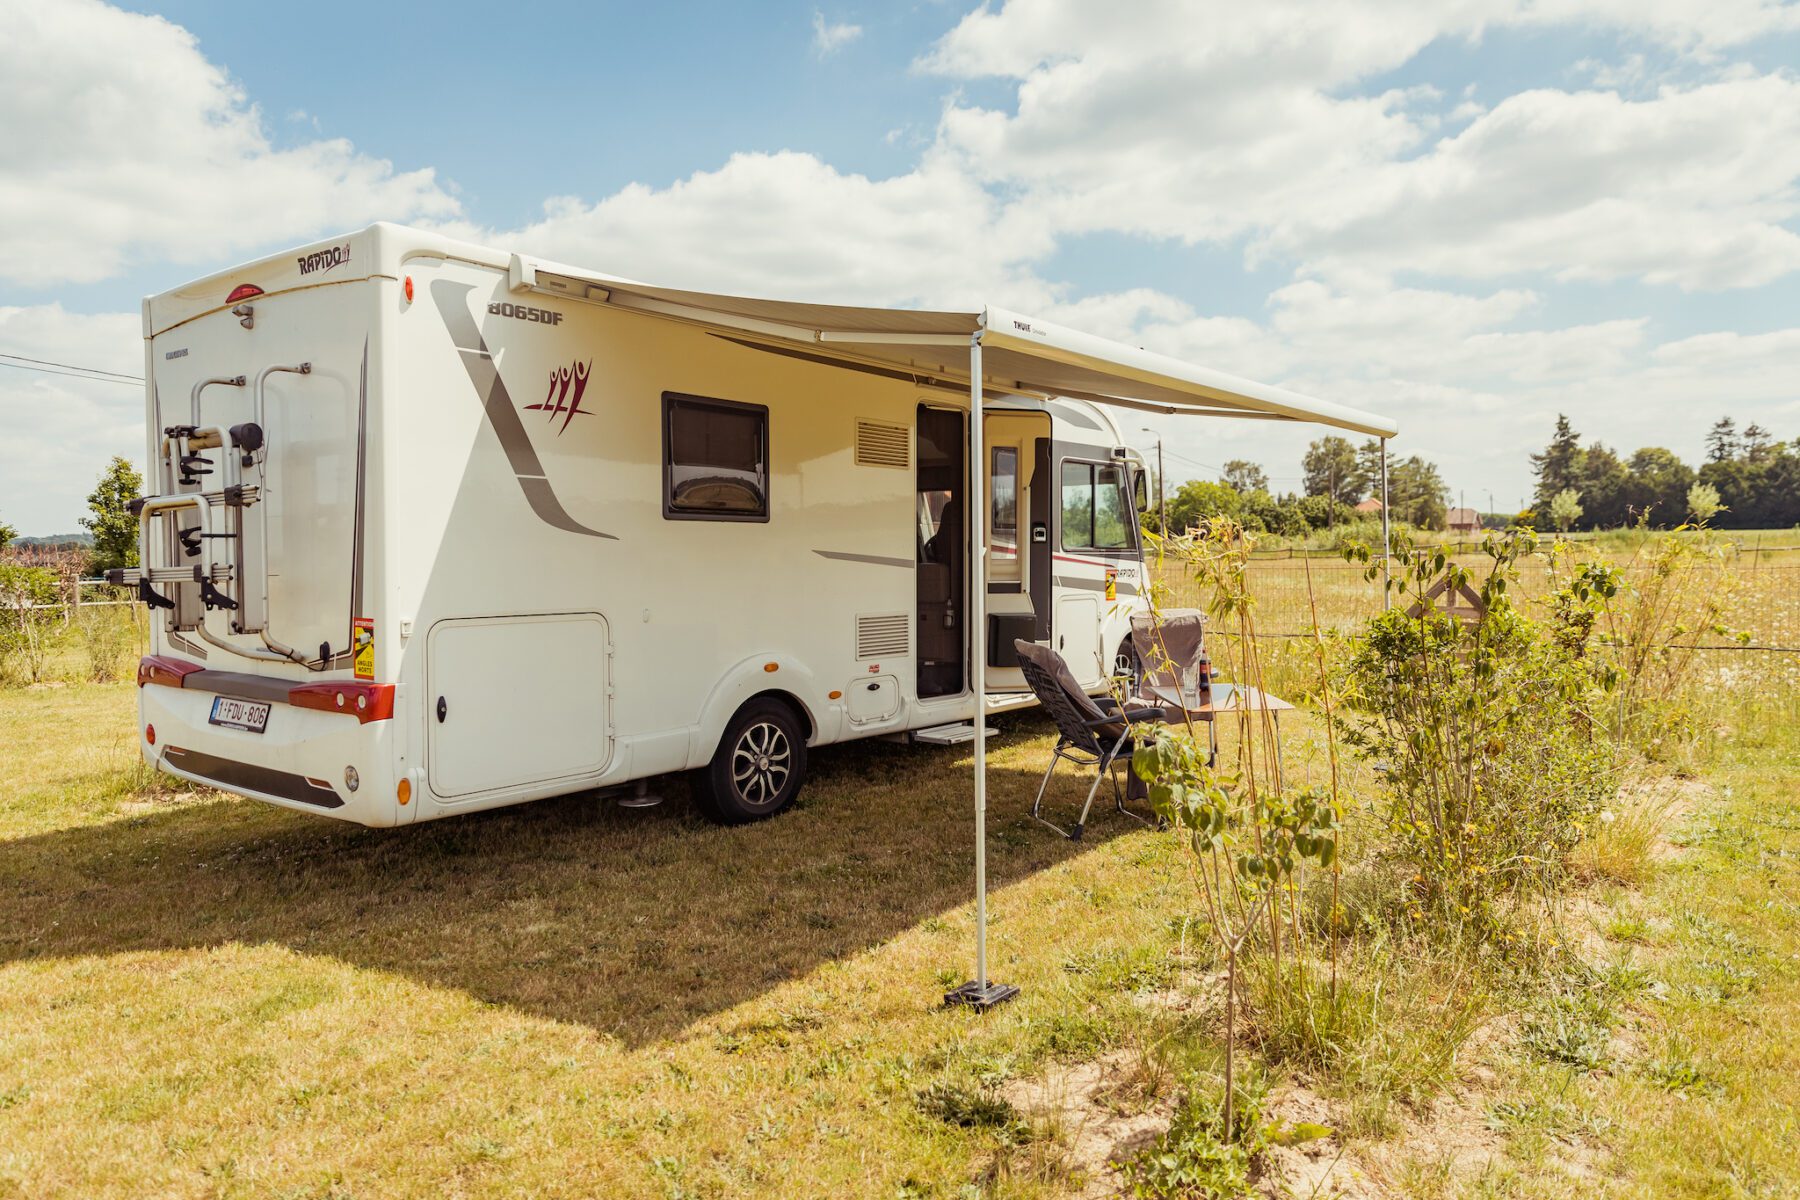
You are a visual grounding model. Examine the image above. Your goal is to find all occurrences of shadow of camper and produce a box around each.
[0,712,1145,1047]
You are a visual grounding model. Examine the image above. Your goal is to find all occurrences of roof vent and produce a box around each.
[856,613,909,660]
[854,420,910,469]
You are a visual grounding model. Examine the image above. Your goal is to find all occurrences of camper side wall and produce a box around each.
[387,255,933,820]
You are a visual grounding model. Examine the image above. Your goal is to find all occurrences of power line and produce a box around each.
[1158,446,1304,482]
[0,352,143,385]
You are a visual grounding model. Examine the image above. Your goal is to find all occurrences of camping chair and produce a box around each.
[1014,639,1177,840]
[1129,608,1218,765]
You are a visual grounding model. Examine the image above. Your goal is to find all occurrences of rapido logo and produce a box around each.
[297,242,352,276]
[487,301,564,326]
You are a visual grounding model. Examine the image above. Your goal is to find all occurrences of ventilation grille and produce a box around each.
[854,420,910,468]
[856,613,910,660]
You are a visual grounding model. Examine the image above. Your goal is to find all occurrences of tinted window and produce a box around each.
[1061,462,1094,548]
[1094,464,1134,549]
[992,447,1018,534]
[1061,460,1136,550]
[664,393,768,520]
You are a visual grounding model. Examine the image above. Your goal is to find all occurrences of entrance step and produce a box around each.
[912,722,1000,746]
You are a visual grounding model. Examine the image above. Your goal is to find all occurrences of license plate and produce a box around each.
[208,695,270,733]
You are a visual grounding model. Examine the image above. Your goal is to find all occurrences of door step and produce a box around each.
[912,722,999,746]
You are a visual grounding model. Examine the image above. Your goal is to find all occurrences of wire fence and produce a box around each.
[1157,543,1800,653]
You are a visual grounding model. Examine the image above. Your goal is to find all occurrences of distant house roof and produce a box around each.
[1354,498,1383,513]
[1447,507,1481,528]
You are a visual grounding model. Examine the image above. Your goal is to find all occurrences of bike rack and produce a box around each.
[110,362,319,668]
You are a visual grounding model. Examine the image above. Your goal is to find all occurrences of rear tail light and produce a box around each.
[145,723,156,746]
[138,655,204,688]
[287,681,395,724]
[225,283,264,303]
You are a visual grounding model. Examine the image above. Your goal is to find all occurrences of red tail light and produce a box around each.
[225,283,264,303]
[138,655,204,689]
[288,681,395,724]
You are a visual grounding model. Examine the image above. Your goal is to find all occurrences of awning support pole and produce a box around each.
[945,324,1018,1012]
[1380,438,1391,609]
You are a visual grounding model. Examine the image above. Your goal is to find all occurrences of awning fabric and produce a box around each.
[512,255,1399,439]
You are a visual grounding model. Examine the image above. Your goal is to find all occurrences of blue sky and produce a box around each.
[4,0,1800,530]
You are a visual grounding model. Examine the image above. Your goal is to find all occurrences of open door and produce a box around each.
[916,406,965,699]
[982,412,1052,690]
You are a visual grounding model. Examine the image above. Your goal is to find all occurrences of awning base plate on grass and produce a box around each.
[944,980,1021,1011]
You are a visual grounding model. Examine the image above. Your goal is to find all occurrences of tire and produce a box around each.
[692,699,809,824]
[1113,638,1143,693]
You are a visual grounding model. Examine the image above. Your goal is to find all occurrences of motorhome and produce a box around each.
[120,224,1179,827]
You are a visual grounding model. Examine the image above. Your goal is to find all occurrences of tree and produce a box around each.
[1164,480,1242,534]
[1387,455,1449,530]
[1624,447,1694,526]
[1741,423,1773,464]
[1302,436,1361,505]
[1352,438,1386,502]
[1220,459,1268,494]
[0,515,14,554]
[1529,415,1583,510]
[1687,481,1724,524]
[1548,488,1584,532]
[81,456,142,574]
[1576,442,1630,529]
[1704,417,1739,464]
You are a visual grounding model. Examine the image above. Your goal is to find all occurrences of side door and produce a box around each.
[1052,457,1140,687]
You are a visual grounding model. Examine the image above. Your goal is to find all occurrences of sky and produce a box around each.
[3,0,1799,532]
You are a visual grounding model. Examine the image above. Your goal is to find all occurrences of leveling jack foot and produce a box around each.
[617,779,664,809]
[944,980,1020,1011]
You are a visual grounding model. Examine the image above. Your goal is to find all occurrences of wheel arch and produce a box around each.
[689,655,823,765]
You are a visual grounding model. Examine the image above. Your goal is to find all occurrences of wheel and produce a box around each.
[1113,638,1143,693]
[692,699,808,824]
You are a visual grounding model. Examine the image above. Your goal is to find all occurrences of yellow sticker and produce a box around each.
[1104,568,1118,602]
[352,618,375,680]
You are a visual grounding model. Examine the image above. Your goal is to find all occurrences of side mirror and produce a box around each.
[1133,469,1150,513]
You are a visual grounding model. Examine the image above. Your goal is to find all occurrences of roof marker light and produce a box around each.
[226,283,264,304]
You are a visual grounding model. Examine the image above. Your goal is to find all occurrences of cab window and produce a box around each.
[1060,460,1136,551]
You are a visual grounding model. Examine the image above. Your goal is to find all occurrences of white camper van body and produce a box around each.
[129,224,1151,827]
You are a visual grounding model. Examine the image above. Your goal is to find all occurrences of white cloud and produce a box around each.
[812,11,863,56]
[6,0,1800,531]
[924,0,1800,291]
[500,150,1058,311]
[0,0,461,287]
[0,305,143,534]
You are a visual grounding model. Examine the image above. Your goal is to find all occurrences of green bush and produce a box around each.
[1337,531,1620,938]
[0,565,60,684]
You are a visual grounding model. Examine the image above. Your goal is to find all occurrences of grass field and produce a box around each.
[2,678,1797,1197]
[2,531,1797,1197]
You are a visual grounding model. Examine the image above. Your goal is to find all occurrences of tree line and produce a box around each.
[1148,436,1450,536]
[1530,415,1800,531]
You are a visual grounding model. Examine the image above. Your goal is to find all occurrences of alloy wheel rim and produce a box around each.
[730,721,791,807]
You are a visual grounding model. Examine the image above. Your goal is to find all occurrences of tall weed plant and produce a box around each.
[1336,530,1619,942]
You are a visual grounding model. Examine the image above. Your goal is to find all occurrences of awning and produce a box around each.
[509,249,1399,1013]
[510,254,1399,439]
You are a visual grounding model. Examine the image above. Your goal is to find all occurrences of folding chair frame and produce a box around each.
[1014,639,1174,840]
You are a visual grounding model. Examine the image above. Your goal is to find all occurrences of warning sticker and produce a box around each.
[352,618,375,680]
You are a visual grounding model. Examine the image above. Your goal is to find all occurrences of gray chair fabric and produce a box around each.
[1130,608,1207,701]
[1013,639,1170,839]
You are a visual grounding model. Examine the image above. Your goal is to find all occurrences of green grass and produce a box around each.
[1459,724,1800,1198]
[0,683,1207,1198]
[1,617,1796,1195]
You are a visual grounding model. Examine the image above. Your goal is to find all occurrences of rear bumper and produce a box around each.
[139,681,405,826]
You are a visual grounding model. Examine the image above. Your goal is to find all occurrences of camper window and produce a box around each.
[1060,460,1137,551]
[663,393,769,521]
